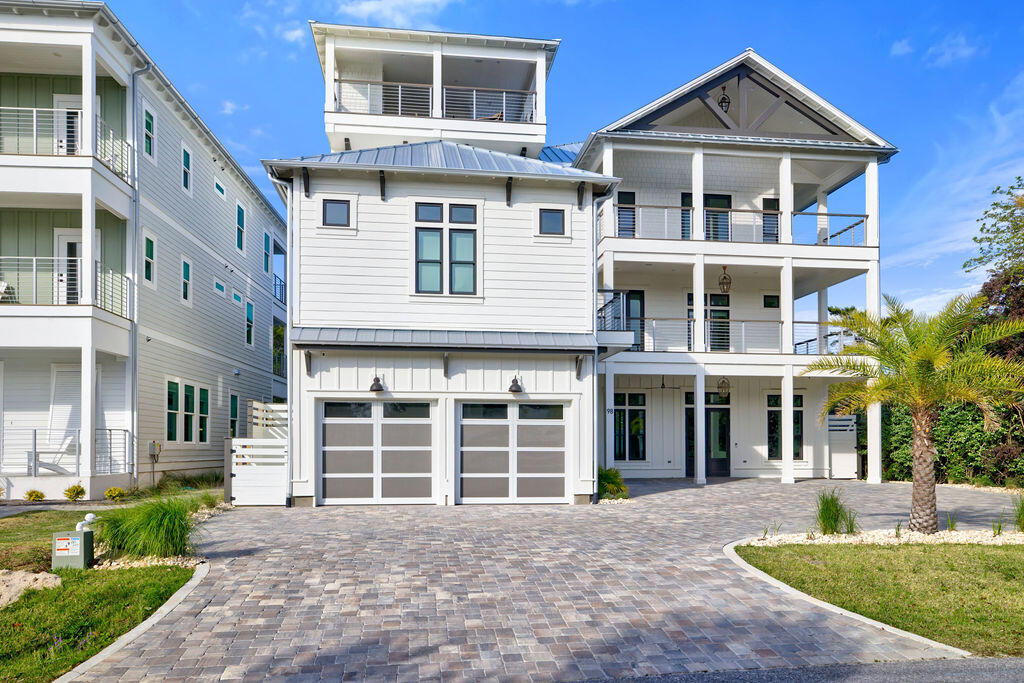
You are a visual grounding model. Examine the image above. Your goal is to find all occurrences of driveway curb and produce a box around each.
[723,538,972,659]
[54,560,210,682]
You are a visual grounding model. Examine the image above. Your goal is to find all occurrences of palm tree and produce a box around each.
[803,294,1024,533]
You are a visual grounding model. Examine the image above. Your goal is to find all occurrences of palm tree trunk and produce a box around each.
[909,409,938,533]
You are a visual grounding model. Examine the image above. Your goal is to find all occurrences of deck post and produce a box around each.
[782,365,795,484]
[694,366,706,486]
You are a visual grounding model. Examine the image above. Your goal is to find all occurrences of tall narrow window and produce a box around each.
[229,394,239,438]
[767,394,804,460]
[198,387,209,443]
[236,204,246,252]
[613,393,646,461]
[617,191,636,238]
[449,229,476,295]
[180,258,191,304]
[181,145,192,194]
[166,381,179,442]
[183,384,195,442]
[143,108,155,158]
[245,300,254,346]
[143,236,155,284]
[263,233,271,273]
[415,228,442,293]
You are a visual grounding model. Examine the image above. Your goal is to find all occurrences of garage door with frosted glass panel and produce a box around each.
[458,402,568,503]
[320,401,434,504]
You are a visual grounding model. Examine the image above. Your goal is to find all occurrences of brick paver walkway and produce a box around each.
[80,479,1014,681]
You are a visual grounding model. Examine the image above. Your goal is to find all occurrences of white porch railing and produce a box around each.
[0,106,81,155]
[229,438,287,506]
[0,428,133,476]
[95,115,131,181]
[792,212,867,246]
[95,260,131,318]
[442,86,536,122]
[705,318,785,353]
[95,428,133,476]
[793,321,859,355]
[335,79,432,117]
[0,256,131,318]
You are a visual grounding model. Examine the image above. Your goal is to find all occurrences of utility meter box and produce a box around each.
[52,530,94,570]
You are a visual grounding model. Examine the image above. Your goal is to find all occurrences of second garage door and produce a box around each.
[457,402,568,504]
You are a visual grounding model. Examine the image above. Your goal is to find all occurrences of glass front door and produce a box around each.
[706,407,731,477]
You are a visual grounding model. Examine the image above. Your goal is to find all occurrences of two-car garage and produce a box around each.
[318,399,570,505]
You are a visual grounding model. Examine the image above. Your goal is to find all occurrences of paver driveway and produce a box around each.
[80,479,1013,681]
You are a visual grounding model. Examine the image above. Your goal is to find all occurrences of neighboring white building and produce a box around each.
[0,1,287,500]
[265,30,894,505]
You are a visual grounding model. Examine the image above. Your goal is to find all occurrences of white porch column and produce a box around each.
[779,152,793,243]
[694,366,706,486]
[816,189,829,244]
[866,259,882,483]
[81,187,95,306]
[324,35,336,112]
[780,257,793,353]
[865,159,879,247]
[692,255,705,352]
[781,365,795,484]
[431,46,443,118]
[604,369,615,468]
[817,287,829,351]
[534,54,546,124]
[80,342,96,479]
[602,143,614,238]
[691,147,704,240]
[81,37,95,156]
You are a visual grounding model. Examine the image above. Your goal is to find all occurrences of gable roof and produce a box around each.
[264,140,616,186]
[600,48,894,150]
[539,142,584,165]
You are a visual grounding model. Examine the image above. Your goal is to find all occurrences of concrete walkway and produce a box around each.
[76,479,1015,681]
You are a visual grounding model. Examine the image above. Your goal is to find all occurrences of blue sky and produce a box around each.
[107,0,1024,313]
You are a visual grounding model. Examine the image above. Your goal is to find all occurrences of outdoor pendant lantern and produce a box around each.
[717,377,731,399]
[718,265,732,293]
[508,377,523,393]
[717,85,731,113]
[369,376,384,392]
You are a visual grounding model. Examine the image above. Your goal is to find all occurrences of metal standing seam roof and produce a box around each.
[292,327,597,350]
[538,142,584,165]
[263,140,614,183]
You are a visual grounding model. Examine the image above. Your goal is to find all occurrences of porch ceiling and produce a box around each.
[0,191,80,210]
[793,266,864,298]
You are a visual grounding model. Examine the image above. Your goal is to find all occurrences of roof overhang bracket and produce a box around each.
[505,177,513,207]
[577,182,585,210]
[442,352,450,379]
[575,355,584,380]
[379,171,386,201]
[304,350,312,376]
[301,167,310,199]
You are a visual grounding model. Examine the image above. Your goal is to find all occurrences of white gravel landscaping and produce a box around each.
[746,528,1024,547]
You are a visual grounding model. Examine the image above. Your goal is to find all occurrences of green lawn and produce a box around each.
[0,509,88,572]
[0,566,192,683]
[736,544,1024,656]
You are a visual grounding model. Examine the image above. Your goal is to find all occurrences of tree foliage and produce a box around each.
[964,176,1024,274]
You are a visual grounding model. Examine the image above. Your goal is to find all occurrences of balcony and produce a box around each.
[273,349,286,378]
[273,274,287,305]
[442,86,536,123]
[334,80,538,124]
[335,79,432,117]
[608,204,867,246]
[0,428,132,476]
[0,256,131,318]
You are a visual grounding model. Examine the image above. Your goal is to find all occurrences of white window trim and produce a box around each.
[142,230,157,290]
[180,255,193,307]
[407,197,484,300]
[229,393,241,439]
[213,279,226,297]
[165,376,181,445]
[180,142,193,197]
[244,298,255,348]
[142,99,157,163]
[231,289,243,307]
[263,232,271,274]
[320,194,358,232]
[533,204,572,240]
[165,376,211,446]
[214,176,226,200]
[235,202,247,255]
[761,387,809,463]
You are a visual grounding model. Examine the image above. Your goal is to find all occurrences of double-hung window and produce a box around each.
[245,300,254,346]
[198,387,209,443]
[235,204,246,253]
[143,235,156,285]
[183,384,196,442]
[180,258,191,304]
[143,106,156,159]
[166,381,179,442]
[263,233,271,273]
[229,394,239,438]
[413,201,478,295]
[767,393,804,460]
[181,144,192,194]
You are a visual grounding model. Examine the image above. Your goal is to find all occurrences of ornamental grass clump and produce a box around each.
[597,467,629,499]
[1013,496,1024,533]
[97,497,196,558]
[816,488,858,535]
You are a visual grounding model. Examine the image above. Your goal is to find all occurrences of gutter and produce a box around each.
[268,170,294,508]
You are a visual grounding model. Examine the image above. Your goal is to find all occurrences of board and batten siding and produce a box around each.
[296,172,595,333]
[0,73,127,137]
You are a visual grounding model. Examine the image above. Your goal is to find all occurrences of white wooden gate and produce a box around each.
[230,438,287,506]
[828,415,859,479]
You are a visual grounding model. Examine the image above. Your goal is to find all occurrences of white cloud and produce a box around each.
[885,71,1024,270]
[335,0,459,28]
[889,38,912,57]
[220,100,250,115]
[278,25,306,43]
[895,269,987,314]
[924,33,979,67]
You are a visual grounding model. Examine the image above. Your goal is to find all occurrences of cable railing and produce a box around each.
[0,106,81,155]
[95,115,131,182]
[443,86,536,123]
[793,321,859,355]
[273,274,287,304]
[613,205,694,240]
[792,212,867,246]
[0,428,80,475]
[273,349,286,378]
[95,261,131,318]
[705,318,784,353]
[605,316,786,353]
[95,428,132,475]
[335,79,432,117]
[0,256,130,318]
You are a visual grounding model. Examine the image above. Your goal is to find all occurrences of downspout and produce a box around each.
[129,60,153,489]
[268,169,293,507]
[591,181,616,502]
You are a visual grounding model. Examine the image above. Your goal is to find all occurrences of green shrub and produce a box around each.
[197,491,219,509]
[597,467,629,499]
[1013,497,1024,533]
[1006,477,1024,490]
[816,488,857,535]
[156,471,223,493]
[23,489,44,502]
[63,483,86,502]
[972,474,997,488]
[97,497,196,557]
[104,487,127,502]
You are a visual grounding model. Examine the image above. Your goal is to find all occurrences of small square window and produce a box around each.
[627,393,645,407]
[415,202,443,222]
[763,294,780,309]
[539,208,565,235]
[614,393,626,407]
[449,204,477,224]
[323,199,351,227]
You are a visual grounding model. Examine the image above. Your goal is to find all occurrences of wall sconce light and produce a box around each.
[369,376,384,392]
[508,377,523,393]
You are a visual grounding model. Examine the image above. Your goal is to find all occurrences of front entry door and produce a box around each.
[54,231,81,304]
[706,407,731,477]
